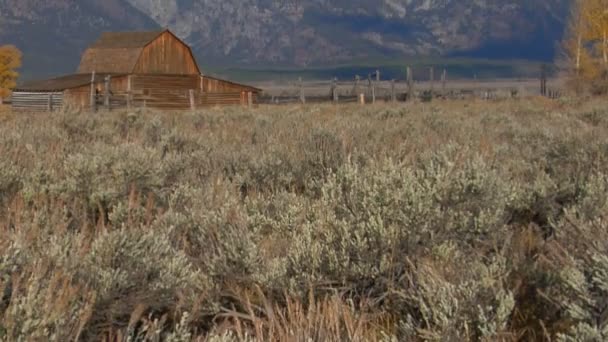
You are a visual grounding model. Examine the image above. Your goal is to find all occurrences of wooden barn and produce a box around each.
[13,30,261,111]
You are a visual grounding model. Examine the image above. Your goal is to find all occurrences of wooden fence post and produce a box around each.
[189,89,196,110]
[359,93,365,105]
[353,75,360,96]
[406,66,413,101]
[372,82,376,104]
[103,75,111,111]
[331,78,338,102]
[47,93,53,112]
[299,77,306,104]
[127,75,132,109]
[247,92,253,108]
[540,64,548,97]
[429,67,435,97]
[391,79,396,102]
[441,69,447,96]
[90,71,96,113]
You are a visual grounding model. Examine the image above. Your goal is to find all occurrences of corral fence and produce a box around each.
[12,92,63,111]
[11,89,256,112]
[258,65,563,105]
[95,90,255,111]
[11,73,260,112]
[91,74,258,111]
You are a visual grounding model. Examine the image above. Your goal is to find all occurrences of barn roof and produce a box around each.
[90,31,165,49]
[15,73,124,92]
[77,30,198,74]
[78,47,144,74]
[205,75,263,93]
[15,73,262,93]
[77,31,164,74]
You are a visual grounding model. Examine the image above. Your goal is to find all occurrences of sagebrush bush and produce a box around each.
[2,99,608,341]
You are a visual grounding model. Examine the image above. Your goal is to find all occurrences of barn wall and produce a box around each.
[15,74,260,112]
[64,88,90,109]
[130,74,257,94]
[133,32,200,75]
[64,76,129,109]
[131,74,199,91]
[117,75,258,108]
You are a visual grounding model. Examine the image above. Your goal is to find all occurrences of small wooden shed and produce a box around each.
[13,30,261,111]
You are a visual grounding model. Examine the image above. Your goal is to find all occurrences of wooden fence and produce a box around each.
[93,90,255,111]
[259,65,563,105]
[12,92,63,111]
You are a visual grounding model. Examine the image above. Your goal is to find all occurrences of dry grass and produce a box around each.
[1,97,608,341]
[0,105,11,120]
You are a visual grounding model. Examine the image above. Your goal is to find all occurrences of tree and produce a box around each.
[562,0,608,93]
[0,45,22,101]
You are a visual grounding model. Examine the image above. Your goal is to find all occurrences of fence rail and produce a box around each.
[12,92,63,111]
[259,64,563,104]
[93,90,253,111]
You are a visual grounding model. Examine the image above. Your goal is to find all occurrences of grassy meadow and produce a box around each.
[2,98,608,341]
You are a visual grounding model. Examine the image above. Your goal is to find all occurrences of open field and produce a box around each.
[2,98,608,340]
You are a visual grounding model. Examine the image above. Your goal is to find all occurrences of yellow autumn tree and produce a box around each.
[0,45,22,100]
[562,0,608,93]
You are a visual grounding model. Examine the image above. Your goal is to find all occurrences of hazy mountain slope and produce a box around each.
[0,0,571,79]
[0,0,158,79]
[125,0,571,66]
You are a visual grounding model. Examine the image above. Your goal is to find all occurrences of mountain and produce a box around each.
[124,0,570,66]
[0,0,571,80]
[0,0,158,79]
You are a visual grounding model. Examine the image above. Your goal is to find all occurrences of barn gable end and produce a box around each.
[133,31,200,75]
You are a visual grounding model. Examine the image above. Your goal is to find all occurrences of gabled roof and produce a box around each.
[78,47,143,74]
[89,31,165,49]
[77,29,200,75]
[204,75,263,93]
[77,30,165,74]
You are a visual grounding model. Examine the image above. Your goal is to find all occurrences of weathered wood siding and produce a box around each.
[203,77,256,93]
[133,32,200,75]
[131,74,258,94]
[131,74,199,91]
[201,93,256,106]
[64,76,129,109]
[64,88,90,109]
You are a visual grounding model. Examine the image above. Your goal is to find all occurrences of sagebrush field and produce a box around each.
[1,99,608,341]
